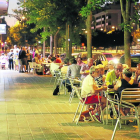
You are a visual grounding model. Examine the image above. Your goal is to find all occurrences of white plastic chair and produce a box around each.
[28,62,36,74]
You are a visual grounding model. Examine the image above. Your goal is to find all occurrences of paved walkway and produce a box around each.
[0,70,140,140]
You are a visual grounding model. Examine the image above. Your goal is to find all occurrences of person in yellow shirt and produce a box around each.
[105,63,123,88]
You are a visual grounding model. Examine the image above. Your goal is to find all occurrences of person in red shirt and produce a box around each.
[55,54,62,63]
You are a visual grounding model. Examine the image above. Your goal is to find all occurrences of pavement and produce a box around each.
[0,70,140,140]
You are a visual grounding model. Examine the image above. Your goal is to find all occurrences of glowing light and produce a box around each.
[112,26,115,29]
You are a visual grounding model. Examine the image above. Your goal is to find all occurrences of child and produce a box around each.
[14,55,19,71]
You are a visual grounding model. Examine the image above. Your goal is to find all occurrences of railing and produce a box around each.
[42,46,124,54]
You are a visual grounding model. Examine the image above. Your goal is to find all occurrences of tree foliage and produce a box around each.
[22,0,85,40]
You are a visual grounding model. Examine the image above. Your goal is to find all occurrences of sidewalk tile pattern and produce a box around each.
[0,70,139,140]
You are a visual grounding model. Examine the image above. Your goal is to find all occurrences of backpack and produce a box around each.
[53,85,60,95]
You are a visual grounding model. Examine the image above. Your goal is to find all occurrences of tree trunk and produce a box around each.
[87,0,92,58]
[66,22,72,59]
[124,30,131,67]
[66,22,69,58]
[50,35,53,55]
[120,0,131,67]
[43,27,45,58]
[69,23,72,59]
[54,29,60,55]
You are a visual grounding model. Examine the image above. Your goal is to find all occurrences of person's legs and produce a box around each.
[9,59,11,69]
[21,59,23,72]
[17,65,19,71]
[24,65,26,72]
[94,96,107,116]
[26,60,29,71]
[11,60,14,70]
[100,97,107,110]
[65,79,72,92]
[19,59,21,72]
[124,108,130,115]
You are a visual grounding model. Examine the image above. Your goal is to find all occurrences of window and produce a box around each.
[96,16,101,20]
[102,21,105,24]
[108,22,111,25]
[105,54,113,58]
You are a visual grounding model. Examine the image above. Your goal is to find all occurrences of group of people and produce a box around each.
[7,46,34,72]
[81,61,140,122]
[52,56,140,123]
[1,46,40,72]
[1,49,140,123]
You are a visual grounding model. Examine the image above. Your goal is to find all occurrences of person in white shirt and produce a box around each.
[81,66,107,122]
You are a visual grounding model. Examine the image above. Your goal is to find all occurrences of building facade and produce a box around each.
[92,3,138,32]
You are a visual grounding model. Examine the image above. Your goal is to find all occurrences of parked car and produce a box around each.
[73,52,108,67]
[119,54,140,68]
[102,52,119,64]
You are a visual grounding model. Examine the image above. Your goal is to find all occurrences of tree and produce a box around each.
[80,0,109,58]
[8,24,22,46]
[22,0,85,58]
[119,0,140,67]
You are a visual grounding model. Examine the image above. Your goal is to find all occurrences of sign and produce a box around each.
[0,24,6,34]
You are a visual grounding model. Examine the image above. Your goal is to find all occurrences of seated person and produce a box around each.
[55,54,62,63]
[77,57,85,66]
[46,55,52,63]
[135,63,140,83]
[105,63,123,88]
[95,58,102,65]
[80,58,94,80]
[63,58,81,92]
[61,58,69,75]
[32,53,39,63]
[94,65,106,87]
[94,65,106,96]
[114,67,139,116]
[50,57,61,75]
[40,57,45,63]
[81,66,107,122]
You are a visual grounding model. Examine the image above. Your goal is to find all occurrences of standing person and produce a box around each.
[21,47,27,72]
[8,49,14,70]
[13,50,19,71]
[13,45,19,55]
[18,47,23,73]
[26,49,32,72]
[32,48,35,59]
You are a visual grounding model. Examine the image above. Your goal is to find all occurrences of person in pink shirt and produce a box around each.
[55,54,62,63]
[77,57,85,66]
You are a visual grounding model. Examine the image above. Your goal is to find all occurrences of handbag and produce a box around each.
[53,85,60,95]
